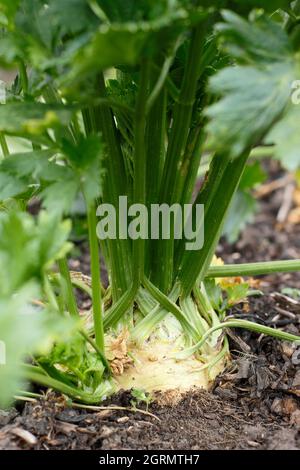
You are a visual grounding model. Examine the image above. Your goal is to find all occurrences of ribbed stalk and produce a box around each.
[176,319,300,360]
[143,277,200,343]
[93,74,132,300]
[175,151,228,273]
[153,23,207,292]
[132,59,150,284]
[58,257,79,317]
[173,126,206,261]
[103,282,138,329]
[206,259,300,278]
[146,81,167,207]
[179,151,250,297]
[87,202,105,353]
[160,24,207,204]
[179,126,206,206]
[146,76,167,278]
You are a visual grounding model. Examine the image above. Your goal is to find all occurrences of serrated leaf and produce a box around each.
[41,179,79,215]
[1,149,71,181]
[34,212,72,268]
[225,282,250,306]
[0,103,74,137]
[64,8,192,85]
[0,149,73,205]
[206,12,300,169]
[0,136,103,215]
[46,0,98,36]
[61,134,104,204]
[217,10,292,62]
[1,149,56,178]
[206,62,293,156]
[16,0,98,43]
[68,24,147,79]
[266,104,300,170]
[39,135,104,214]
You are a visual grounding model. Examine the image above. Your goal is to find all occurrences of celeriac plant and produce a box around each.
[1,0,300,406]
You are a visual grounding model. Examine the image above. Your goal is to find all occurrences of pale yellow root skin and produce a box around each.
[114,340,226,394]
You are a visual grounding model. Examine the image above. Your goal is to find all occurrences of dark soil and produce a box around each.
[1,162,300,450]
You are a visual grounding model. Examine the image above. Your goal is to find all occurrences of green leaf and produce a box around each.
[0,208,77,407]
[281,287,300,299]
[1,149,56,179]
[223,190,257,243]
[0,149,74,206]
[15,0,98,43]
[64,7,193,86]
[0,148,72,183]
[40,134,104,213]
[238,0,291,11]
[0,211,71,295]
[61,134,104,204]
[41,180,79,215]
[43,333,105,391]
[223,160,266,243]
[0,34,24,66]
[266,104,300,170]
[191,1,291,14]
[67,24,147,79]
[0,281,80,408]
[46,0,98,36]
[34,212,72,268]
[97,0,185,22]
[97,0,290,22]
[216,10,292,62]
[0,172,28,200]
[0,103,74,137]
[225,282,250,306]
[0,136,103,215]
[0,282,44,407]
[206,62,292,156]
[238,160,267,191]
[206,11,300,169]
[0,212,38,294]
[0,0,20,25]
[204,279,223,312]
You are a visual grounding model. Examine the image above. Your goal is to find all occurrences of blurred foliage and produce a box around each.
[0,211,79,407]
